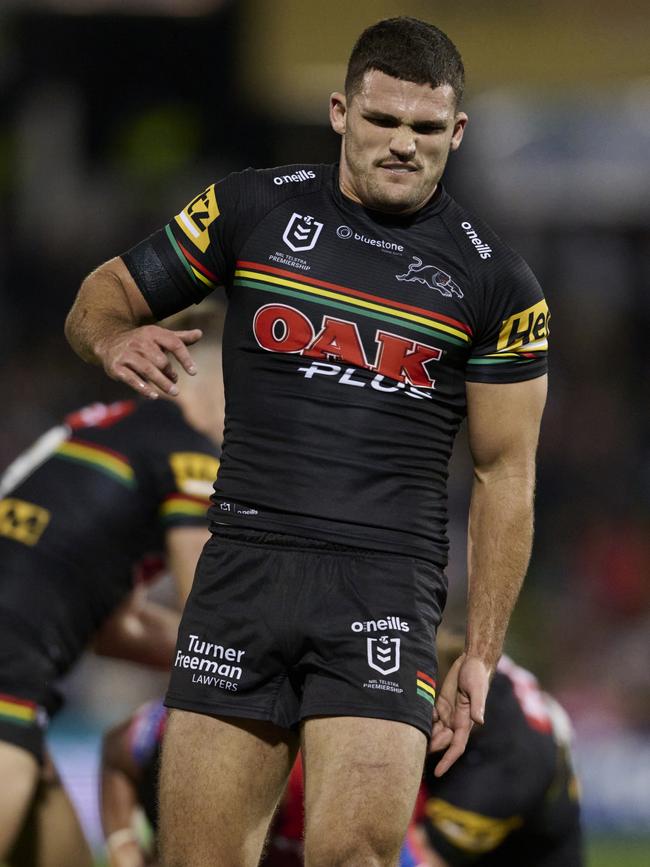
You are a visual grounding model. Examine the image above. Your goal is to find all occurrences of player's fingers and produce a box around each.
[434,692,454,728]
[156,330,202,375]
[429,720,453,753]
[433,723,472,777]
[161,361,178,383]
[126,358,180,396]
[470,695,486,726]
[114,355,177,398]
[114,365,160,400]
[174,328,203,346]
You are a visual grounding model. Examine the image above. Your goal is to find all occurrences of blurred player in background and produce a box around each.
[66,17,548,867]
[0,301,223,866]
[409,631,583,867]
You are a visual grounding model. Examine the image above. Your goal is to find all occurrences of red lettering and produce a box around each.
[303,317,369,367]
[253,304,314,353]
[374,330,442,387]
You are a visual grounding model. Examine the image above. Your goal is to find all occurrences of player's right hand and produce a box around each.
[95,325,202,399]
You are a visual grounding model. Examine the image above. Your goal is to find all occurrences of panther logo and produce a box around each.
[396,257,463,299]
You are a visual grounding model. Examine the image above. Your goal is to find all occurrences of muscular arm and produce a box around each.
[465,375,547,667]
[65,257,202,398]
[431,375,547,775]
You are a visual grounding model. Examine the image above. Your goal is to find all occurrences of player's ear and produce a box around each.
[330,92,347,135]
[449,111,468,152]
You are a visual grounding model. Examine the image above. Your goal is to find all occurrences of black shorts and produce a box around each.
[0,611,60,763]
[165,528,447,737]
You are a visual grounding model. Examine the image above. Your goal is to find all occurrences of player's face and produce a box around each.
[330,69,468,215]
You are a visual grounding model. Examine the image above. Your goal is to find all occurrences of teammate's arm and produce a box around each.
[93,587,181,669]
[65,256,202,399]
[101,720,148,867]
[165,525,211,604]
[431,375,547,776]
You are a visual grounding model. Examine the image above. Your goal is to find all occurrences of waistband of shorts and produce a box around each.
[210,523,405,556]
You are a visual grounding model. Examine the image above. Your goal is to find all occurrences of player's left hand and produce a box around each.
[429,653,490,777]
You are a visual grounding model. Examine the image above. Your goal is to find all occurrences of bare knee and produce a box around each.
[305,830,400,867]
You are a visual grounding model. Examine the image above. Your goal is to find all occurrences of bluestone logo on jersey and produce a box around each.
[273,170,316,185]
[396,257,463,299]
[282,213,324,253]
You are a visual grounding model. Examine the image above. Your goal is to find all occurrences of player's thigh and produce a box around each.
[159,709,298,867]
[302,715,427,866]
[8,753,93,867]
[0,740,41,859]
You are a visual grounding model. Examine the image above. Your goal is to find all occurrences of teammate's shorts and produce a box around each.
[0,611,60,763]
[165,527,447,737]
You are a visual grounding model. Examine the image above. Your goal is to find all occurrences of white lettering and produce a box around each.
[461,220,492,259]
[273,169,316,186]
[350,618,410,633]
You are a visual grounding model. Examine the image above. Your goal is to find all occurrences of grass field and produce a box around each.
[587,835,650,867]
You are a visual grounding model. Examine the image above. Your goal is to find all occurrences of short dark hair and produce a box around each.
[345,17,465,106]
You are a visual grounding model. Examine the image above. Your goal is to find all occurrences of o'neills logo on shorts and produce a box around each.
[351,617,409,633]
[174,634,245,691]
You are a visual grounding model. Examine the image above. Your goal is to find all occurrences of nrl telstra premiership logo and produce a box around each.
[367,635,401,675]
[282,212,324,253]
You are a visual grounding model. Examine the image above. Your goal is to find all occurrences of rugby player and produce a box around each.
[412,632,583,866]
[0,303,223,866]
[65,17,549,867]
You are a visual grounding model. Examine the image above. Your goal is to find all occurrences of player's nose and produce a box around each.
[389,128,416,160]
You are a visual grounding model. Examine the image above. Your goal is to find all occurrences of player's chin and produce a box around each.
[372,186,424,214]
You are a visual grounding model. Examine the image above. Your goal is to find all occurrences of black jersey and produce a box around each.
[421,658,582,865]
[123,164,548,563]
[0,399,219,672]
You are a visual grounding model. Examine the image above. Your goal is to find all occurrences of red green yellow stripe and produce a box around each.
[165,224,220,291]
[417,671,436,705]
[55,439,135,488]
[0,693,38,726]
[467,354,540,366]
[235,260,472,347]
[160,494,209,522]
[178,241,219,289]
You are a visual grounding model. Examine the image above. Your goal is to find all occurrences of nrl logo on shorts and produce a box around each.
[282,212,324,253]
[367,635,401,675]
[396,257,463,299]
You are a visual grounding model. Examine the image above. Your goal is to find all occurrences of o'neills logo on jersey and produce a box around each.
[273,170,316,185]
[175,633,245,691]
[253,304,442,389]
[461,221,492,259]
[351,617,410,633]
